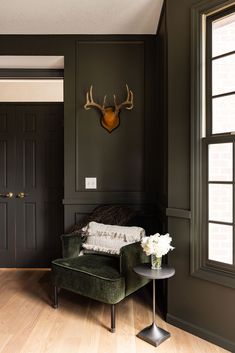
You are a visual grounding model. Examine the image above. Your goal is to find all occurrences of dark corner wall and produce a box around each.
[157,0,235,351]
[2,3,233,349]
[0,34,160,231]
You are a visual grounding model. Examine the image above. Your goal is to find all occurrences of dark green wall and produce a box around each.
[76,41,144,192]
[162,1,235,351]
[0,35,158,232]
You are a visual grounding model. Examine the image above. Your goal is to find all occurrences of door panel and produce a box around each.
[0,103,64,267]
[0,140,7,186]
[0,105,16,266]
[0,200,15,266]
[0,203,7,249]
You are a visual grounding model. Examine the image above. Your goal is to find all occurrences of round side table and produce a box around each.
[133,263,175,347]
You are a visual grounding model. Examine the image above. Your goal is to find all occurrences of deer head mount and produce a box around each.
[84,84,134,133]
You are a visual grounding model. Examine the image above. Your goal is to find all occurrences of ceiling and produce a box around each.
[0,0,163,35]
[0,56,64,69]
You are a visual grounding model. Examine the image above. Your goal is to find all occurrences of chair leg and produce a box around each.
[110,304,115,333]
[53,285,59,309]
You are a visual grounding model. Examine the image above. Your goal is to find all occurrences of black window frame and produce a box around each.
[191,0,235,288]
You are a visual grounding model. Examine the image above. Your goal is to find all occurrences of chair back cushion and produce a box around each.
[82,221,145,255]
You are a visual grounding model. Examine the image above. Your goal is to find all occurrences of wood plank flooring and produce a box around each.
[0,270,230,353]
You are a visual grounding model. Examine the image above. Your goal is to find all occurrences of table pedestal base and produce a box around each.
[137,322,170,347]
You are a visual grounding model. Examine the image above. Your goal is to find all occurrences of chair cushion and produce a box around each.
[52,254,125,304]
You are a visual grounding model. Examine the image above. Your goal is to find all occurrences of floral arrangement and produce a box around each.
[141,233,175,269]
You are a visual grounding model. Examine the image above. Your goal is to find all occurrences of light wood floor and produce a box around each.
[0,270,230,353]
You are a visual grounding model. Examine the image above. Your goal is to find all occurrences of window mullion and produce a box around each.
[212,90,235,99]
[202,139,209,266]
[212,49,235,60]
[233,141,235,266]
[206,18,213,137]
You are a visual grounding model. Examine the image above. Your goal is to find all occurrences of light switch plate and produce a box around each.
[85,177,97,189]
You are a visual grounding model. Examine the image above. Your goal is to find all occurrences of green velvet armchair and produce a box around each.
[51,232,150,332]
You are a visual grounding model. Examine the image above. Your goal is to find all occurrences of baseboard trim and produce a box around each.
[167,313,234,352]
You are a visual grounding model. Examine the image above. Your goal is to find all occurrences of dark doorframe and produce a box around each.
[0,102,64,267]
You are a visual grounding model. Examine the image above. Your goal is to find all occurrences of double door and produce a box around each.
[0,104,64,267]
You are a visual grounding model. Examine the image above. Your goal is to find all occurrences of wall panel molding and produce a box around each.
[166,207,191,219]
[63,191,148,205]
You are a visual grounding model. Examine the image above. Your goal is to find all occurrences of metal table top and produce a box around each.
[133,263,175,280]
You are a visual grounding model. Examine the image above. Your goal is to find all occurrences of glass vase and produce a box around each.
[151,254,162,269]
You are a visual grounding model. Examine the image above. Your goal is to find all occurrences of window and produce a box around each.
[205,8,235,267]
[191,1,235,287]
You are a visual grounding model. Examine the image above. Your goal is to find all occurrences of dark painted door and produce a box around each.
[0,104,64,267]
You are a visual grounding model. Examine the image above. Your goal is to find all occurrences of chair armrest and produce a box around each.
[61,233,83,258]
[120,241,150,296]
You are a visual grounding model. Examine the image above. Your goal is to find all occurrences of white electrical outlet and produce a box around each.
[85,177,97,189]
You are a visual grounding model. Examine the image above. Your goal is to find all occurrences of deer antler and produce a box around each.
[114,84,134,113]
[84,85,106,112]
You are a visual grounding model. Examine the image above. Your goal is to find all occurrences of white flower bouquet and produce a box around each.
[141,233,175,269]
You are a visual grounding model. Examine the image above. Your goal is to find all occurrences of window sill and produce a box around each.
[191,265,235,288]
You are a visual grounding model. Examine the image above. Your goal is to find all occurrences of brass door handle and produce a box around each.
[6,192,14,198]
[0,192,14,198]
[17,192,28,198]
